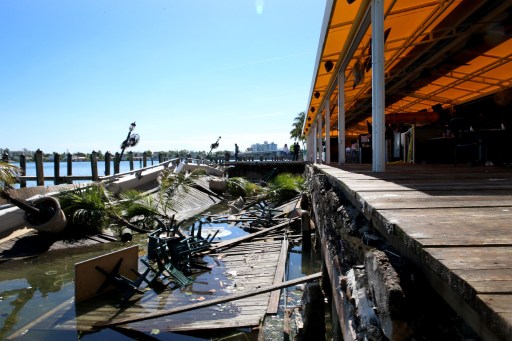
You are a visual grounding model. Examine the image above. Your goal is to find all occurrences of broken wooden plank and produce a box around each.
[95,272,322,328]
[267,238,289,314]
[207,217,299,252]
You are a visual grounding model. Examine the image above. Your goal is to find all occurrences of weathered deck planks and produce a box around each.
[315,163,512,340]
[31,238,286,334]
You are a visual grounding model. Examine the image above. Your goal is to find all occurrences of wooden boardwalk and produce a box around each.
[26,238,286,334]
[314,163,512,340]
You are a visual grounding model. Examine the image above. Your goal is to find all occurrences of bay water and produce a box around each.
[14,160,154,188]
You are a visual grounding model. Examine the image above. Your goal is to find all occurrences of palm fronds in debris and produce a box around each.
[59,183,155,236]
[0,161,21,190]
[58,184,113,236]
[266,173,305,205]
[118,189,165,230]
[226,177,264,198]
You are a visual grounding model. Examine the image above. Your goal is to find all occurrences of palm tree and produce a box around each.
[290,111,306,159]
[290,111,306,143]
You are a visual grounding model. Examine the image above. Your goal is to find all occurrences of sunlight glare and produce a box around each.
[255,0,264,15]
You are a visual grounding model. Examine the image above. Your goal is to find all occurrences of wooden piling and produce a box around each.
[54,153,60,185]
[90,151,99,182]
[104,152,111,176]
[128,151,134,171]
[19,154,26,188]
[301,210,311,247]
[114,152,120,174]
[143,152,147,167]
[302,282,326,340]
[301,210,312,274]
[35,149,44,186]
[283,309,292,341]
[66,153,73,179]
[300,193,309,210]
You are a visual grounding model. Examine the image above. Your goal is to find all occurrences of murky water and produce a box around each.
[0,204,320,340]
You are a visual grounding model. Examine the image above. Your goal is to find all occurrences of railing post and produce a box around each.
[104,151,111,176]
[19,154,26,188]
[128,151,134,171]
[54,152,60,185]
[35,149,44,186]
[114,152,120,174]
[143,152,147,168]
[91,151,99,182]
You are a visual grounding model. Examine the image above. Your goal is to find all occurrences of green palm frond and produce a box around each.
[160,168,205,195]
[118,189,162,220]
[58,184,112,234]
[266,173,305,204]
[0,161,21,190]
[290,111,306,142]
[226,177,264,198]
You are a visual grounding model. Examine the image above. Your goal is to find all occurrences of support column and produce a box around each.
[372,0,385,172]
[325,101,331,164]
[338,73,346,164]
[317,114,323,164]
[313,122,318,163]
[307,131,313,162]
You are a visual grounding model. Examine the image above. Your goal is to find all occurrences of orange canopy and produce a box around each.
[304,0,512,137]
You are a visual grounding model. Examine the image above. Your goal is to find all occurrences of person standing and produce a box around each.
[283,144,289,160]
[294,142,300,161]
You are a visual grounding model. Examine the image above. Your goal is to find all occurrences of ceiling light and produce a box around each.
[324,60,334,72]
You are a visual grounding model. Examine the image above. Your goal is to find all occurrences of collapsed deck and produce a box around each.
[12,237,288,335]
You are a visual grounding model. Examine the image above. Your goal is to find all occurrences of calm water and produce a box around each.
[14,160,153,188]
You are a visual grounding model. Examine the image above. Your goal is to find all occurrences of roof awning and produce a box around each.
[304,0,512,136]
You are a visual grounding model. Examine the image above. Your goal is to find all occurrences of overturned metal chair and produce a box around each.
[95,257,152,304]
[142,242,193,288]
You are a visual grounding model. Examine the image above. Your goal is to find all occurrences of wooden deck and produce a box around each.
[25,237,287,334]
[314,163,512,340]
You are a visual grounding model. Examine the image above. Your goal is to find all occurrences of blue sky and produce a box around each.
[0,1,325,154]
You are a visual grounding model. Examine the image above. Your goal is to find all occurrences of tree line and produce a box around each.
[0,148,234,162]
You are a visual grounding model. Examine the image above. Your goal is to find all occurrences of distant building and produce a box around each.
[250,141,277,152]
